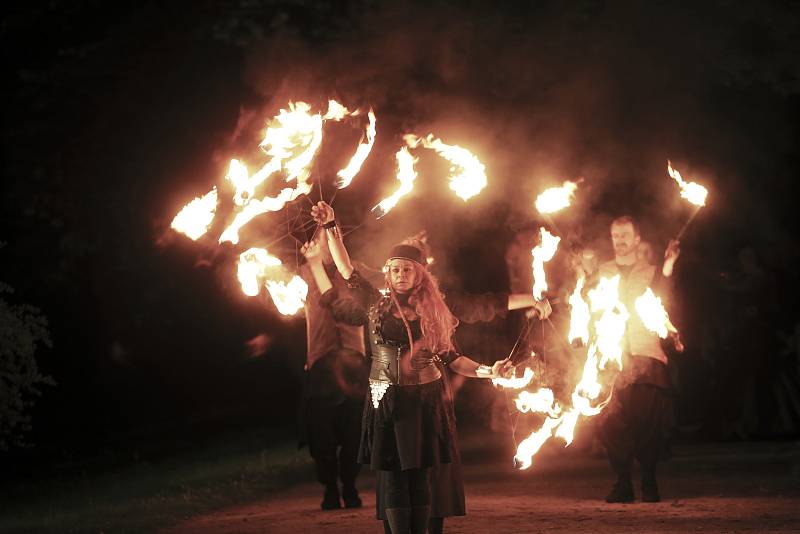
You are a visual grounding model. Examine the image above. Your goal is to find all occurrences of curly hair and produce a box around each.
[384,261,458,354]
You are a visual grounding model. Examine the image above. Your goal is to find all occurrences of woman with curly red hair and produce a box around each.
[307,201,513,534]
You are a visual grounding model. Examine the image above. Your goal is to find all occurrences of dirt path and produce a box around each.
[165,440,800,533]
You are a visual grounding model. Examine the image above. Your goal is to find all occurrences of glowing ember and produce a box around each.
[371,147,418,218]
[667,160,708,207]
[237,248,307,315]
[406,134,487,201]
[493,367,535,389]
[635,287,678,338]
[171,187,218,240]
[567,273,591,345]
[531,227,561,301]
[535,180,578,214]
[336,109,377,189]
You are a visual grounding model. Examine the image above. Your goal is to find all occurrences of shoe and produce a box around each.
[605,480,634,503]
[641,476,661,503]
[321,485,341,510]
[342,486,362,508]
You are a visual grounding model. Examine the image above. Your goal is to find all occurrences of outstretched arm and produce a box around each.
[507,294,553,319]
[448,355,514,379]
[311,201,354,279]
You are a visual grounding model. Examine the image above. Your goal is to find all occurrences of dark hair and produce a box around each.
[610,215,640,236]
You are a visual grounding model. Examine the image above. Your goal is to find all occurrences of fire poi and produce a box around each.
[171,100,490,314]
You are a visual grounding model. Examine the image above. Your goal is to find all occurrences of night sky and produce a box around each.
[2,0,799,469]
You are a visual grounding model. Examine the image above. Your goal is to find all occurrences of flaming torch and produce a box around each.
[667,161,708,240]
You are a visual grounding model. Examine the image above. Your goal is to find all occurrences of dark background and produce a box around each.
[2,0,799,475]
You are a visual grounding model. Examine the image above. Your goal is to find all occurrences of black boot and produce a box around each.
[342,484,362,508]
[641,472,661,503]
[428,517,443,534]
[383,519,393,534]
[320,484,341,510]
[410,505,430,534]
[605,478,634,503]
[385,508,411,534]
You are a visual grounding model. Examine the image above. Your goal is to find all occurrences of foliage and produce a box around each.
[0,281,54,451]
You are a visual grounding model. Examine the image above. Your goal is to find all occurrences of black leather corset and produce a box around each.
[367,300,441,386]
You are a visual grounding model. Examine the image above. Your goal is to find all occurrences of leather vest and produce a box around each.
[367,301,441,386]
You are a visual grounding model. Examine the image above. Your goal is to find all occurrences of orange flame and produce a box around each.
[514,387,560,416]
[237,248,307,315]
[535,180,578,214]
[171,187,218,240]
[667,161,708,207]
[405,134,487,201]
[588,275,629,370]
[531,227,561,301]
[567,273,590,345]
[635,288,677,338]
[514,416,562,470]
[371,147,418,218]
[336,109,377,189]
[493,367,535,389]
[513,275,629,469]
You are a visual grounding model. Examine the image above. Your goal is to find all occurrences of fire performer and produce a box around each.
[599,215,680,503]
[298,229,370,510]
[308,201,550,533]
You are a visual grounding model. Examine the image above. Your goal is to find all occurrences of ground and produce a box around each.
[164,434,800,534]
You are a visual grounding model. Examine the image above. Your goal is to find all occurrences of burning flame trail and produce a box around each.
[531,227,561,301]
[405,134,487,201]
[567,273,590,346]
[493,367,535,389]
[237,248,308,315]
[635,288,678,338]
[371,147,418,218]
[512,275,629,469]
[535,180,578,214]
[336,109,377,189]
[171,187,218,240]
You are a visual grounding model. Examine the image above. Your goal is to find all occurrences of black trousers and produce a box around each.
[599,383,673,478]
[307,396,363,488]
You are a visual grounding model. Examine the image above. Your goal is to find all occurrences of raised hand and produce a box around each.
[534,298,553,320]
[301,239,323,263]
[311,201,335,226]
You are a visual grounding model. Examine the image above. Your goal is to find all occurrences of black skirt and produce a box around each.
[359,378,458,471]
